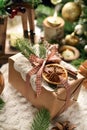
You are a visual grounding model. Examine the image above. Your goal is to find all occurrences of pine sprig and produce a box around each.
[15,38,46,58]
[15,38,35,58]
[0,0,11,16]
[39,44,46,58]
[31,108,50,130]
[0,98,4,110]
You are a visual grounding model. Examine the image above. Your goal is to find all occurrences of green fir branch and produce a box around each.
[71,58,85,68]
[39,44,46,58]
[0,0,5,9]
[0,0,42,17]
[31,108,50,130]
[15,38,46,58]
[15,38,35,58]
[0,98,4,110]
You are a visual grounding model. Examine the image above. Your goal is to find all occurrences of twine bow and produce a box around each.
[26,45,71,116]
[26,45,61,96]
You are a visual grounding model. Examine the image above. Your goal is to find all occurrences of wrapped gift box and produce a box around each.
[8,53,84,119]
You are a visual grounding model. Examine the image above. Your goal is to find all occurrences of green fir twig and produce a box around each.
[15,38,35,58]
[15,38,46,58]
[31,108,50,130]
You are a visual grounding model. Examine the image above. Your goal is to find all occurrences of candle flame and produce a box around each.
[53,10,57,18]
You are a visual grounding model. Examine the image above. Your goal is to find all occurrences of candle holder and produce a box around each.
[43,16,64,42]
[43,2,64,43]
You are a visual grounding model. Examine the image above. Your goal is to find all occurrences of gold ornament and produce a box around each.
[74,24,84,35]
[62,2,81,22]
[65,32,79,46]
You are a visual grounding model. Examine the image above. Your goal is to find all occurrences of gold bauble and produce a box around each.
[62,2,81,22]
[65,32,79,46]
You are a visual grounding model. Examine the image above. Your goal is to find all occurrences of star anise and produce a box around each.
[43,64,66,83]
[51,121,76,130]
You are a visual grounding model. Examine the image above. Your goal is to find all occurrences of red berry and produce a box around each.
[12,9,18,16]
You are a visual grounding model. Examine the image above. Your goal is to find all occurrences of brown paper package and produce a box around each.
[8,54,84,119]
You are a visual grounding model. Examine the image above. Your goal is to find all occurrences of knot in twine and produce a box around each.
[26,45,61,96]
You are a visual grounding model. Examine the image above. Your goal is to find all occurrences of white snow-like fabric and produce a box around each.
[13,53,56,92]
[0,63,87,130]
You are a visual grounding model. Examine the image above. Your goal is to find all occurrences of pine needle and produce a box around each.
[31,108,50,130]
[71,58,86,68]
[39,44,46,58]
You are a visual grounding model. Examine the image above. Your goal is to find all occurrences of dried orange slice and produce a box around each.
[42,63,68,85]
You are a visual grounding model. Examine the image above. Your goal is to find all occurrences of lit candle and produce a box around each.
[47,4,62,26]
[43,3,64,42]
[43,16,64,42]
